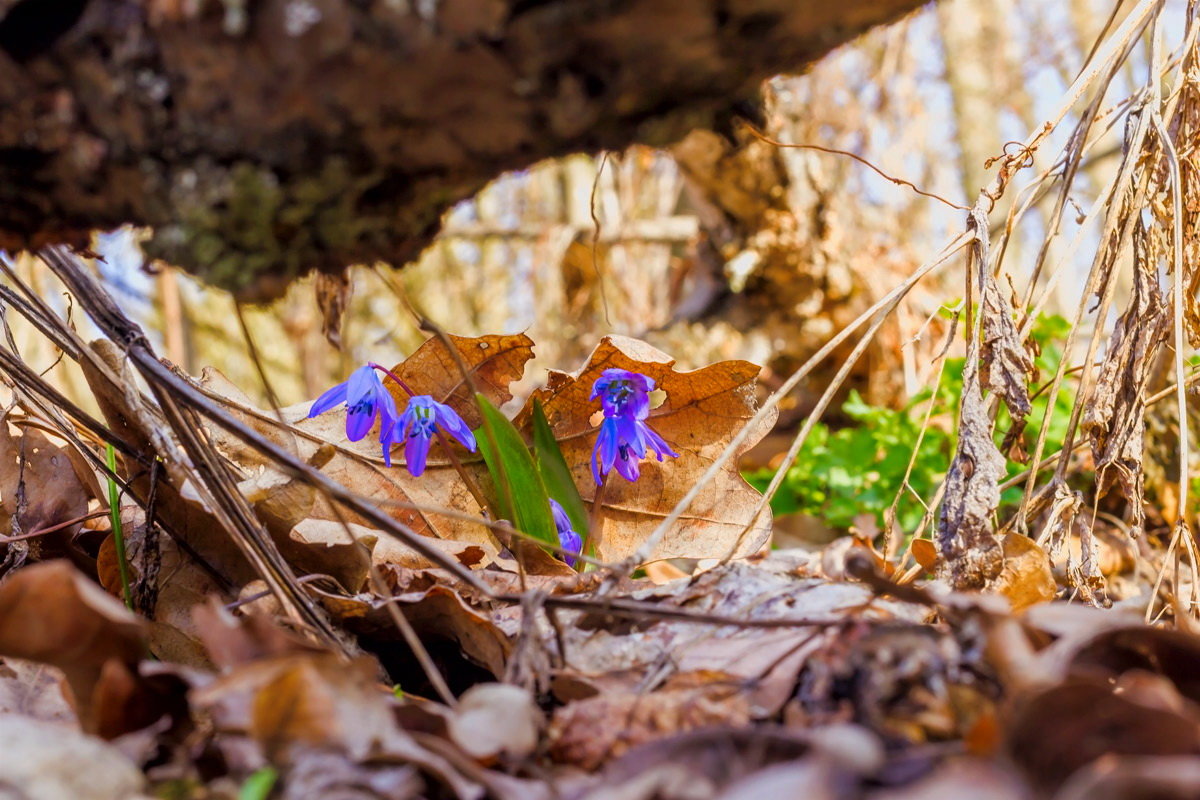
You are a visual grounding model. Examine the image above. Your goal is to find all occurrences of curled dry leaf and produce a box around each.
[0,560,146,730]
[371,577,513,677]
[872,758,1030,800]
[585,727,823,800]
[979,272,1033,438]
[936,356,1006,590]
[314,270,352,349]
[549,680,752,770]
[1053,756,1200,800]
[992,534,1056,613]
[81,340,257,584]
[518,335,776,563]
[1005,678,1200,794]
[1081,246,1169,537]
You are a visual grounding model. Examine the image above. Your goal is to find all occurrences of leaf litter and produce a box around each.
[0,283,1196,800]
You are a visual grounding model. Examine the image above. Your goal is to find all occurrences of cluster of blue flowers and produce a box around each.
[589,368,678,484]
[309,364,477,474]
[309,365,677,567]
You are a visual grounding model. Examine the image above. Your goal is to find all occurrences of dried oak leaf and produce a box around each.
[199,333,534,575]
[384,332,535,430]
[517,336,775,562]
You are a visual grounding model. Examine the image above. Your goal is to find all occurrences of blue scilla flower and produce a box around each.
[591,414,678,484]
[382,395,477,476]
[309,364,401,443]
[550,498,582,567]
[590,368,655,419]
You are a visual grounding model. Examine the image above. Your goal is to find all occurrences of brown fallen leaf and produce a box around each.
[872,757,1030,800]
[371,530,492,572]
[993,534,1056,613]
[1053,755,1200,800]
[0,422,92,557]
[370,578,513,678]
[385,332,536,430]
[549,680,752,770]
[0,560,146,731]
[518,335,776,563]
[1005,678,1200,794]
[189,606,482,795]
[583,727,826,800]
[198,333,534,549]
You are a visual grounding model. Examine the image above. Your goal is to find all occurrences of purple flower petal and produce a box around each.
[405,423,433,477]
[308,381,348,418]
[378,386,401,428]
[380,417,398,466]
[615,449,641,482]
[591,368,656,419]
[549,498,572,532]
[344,365,376,406]
[550,499,582,567]
[345,405,376,441]
[432,402,477,452]
[559,528,582,567]
[639,421,678,461]
[592,416,622,484]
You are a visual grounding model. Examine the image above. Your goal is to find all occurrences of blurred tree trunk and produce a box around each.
[0,0,929,297]
[937,0,1006,201]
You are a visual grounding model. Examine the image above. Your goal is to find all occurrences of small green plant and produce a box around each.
[238,767,278,800]
[748,313,1079,536]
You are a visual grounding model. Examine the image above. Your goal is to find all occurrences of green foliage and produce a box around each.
[747,390,952,531]
[105,444,133,611]
[747,313,1078,535]
[475,394,558,547]
[238,767,278,800]
[531,399,589,536]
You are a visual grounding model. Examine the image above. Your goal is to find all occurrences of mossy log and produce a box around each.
[0,0,927,297]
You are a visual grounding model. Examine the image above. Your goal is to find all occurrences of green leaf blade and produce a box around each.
[531,399,588,536]
[475,394,558,546]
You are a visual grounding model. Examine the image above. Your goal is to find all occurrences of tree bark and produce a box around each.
[0,0,928,297]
